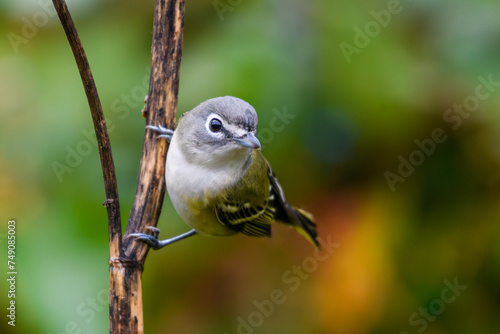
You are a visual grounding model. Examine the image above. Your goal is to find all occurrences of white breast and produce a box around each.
[165,133,248,236]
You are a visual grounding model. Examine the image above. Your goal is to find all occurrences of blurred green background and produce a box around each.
[1,0,500,333]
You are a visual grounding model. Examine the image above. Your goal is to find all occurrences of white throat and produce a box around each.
[165,134,251,201]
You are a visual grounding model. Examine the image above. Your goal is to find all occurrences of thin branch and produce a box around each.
[109,0,185,331]
[52,0,122,259]
[123,0,185,261]
[53,0,185,332]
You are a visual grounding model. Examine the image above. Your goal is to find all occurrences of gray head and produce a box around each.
[175,96,261,166]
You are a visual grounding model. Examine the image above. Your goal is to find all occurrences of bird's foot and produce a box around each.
[127,228,198,250]
[146,125,174,141]
[127,226,163,249]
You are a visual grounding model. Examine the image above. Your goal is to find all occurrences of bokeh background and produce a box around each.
[1,0,500,333]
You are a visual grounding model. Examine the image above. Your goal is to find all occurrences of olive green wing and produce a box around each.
[214,150,274,238]
[215,201,274,238]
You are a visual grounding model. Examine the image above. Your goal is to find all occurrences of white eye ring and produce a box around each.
[205,113,225,137]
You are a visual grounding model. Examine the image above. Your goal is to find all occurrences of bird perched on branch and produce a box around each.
[129,96,319,249]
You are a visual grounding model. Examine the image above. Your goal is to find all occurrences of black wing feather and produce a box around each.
[266,163,319,248]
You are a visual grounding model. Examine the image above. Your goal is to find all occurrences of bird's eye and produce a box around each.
[209,118,223,132]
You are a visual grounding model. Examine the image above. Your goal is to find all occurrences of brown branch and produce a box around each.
[122,0,185,260]
[53,0,184,333]
[51,0,122,260]
[110,0,185,332]
[110,0,185,331]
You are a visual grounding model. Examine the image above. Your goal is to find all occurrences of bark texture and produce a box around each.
[52,0,185,332]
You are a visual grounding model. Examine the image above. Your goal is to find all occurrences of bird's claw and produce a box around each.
[127,232,162,250]
[146,226,161,238]
[127,228,197,250]
[146,125,174,141]
[128,226,163,249]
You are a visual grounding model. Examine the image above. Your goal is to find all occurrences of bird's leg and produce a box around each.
[146,125,174,141]
[127,227,197,250]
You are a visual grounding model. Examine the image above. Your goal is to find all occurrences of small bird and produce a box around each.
[129,96,319,249]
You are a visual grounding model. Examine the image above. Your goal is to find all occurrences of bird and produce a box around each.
[128,96,319,249]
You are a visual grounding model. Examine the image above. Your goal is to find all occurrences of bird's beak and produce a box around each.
[233,132,261,149]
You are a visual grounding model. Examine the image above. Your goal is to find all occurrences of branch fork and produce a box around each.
[52,0,185,332]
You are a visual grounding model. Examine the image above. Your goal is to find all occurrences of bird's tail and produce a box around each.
[265,160,320,248]
[289,207,319,249]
